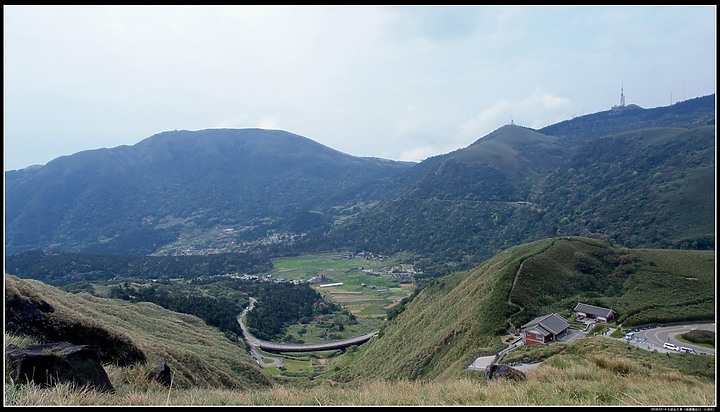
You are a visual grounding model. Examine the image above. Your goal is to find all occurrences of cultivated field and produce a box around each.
[269,252,416,321]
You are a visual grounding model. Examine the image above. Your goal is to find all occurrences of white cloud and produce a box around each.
[398,146,442,163]
[257,116,280,130]
[214,115,248,129]
[457,90,574,143]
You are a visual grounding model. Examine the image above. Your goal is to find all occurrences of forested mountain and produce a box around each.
[4,95,715,284]
[321,96,715,279]
[5,128,413,256]
[4,250,272,286]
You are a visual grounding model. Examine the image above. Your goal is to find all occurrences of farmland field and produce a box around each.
[268,252,417,342]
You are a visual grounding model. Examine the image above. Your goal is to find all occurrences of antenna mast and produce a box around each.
[620,83,625,107]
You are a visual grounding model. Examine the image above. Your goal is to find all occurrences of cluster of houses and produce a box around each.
[521,303,616,346]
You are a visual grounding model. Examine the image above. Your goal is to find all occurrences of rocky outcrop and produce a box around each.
[152,361,173,387]
[6,342,115,392]
[5,289,146,367]
[4,292,54,331]
[484,364,527,381]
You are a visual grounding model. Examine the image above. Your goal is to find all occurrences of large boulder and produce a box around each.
[5,289,146,367]
[5,342,115,392]
[484,364,527,382]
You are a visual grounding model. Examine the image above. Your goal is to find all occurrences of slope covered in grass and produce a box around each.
[4,274,273,390]
[326,237,715,382]
[5,337,714,406]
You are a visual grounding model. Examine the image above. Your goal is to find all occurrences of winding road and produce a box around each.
[237,297,378,367]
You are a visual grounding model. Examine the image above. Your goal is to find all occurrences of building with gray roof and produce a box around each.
[574,303,615,322]
[521,313,570,346]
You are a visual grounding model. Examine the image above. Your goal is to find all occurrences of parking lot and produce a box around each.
[620,323,714,355]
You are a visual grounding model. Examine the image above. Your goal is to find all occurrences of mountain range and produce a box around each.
[4,94,716,283]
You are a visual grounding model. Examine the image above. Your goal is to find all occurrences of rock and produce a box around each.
[152,361,173,387]
[484,364,527,382]
[5,290,146,367]
[5,342,115,393]
[4,293,54,333]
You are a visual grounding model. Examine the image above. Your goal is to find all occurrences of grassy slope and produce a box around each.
[326,237,715,382]
[4,274,273,390]
[5,237,716,406]
[612,248,716,325]
[5,336,715,406]
[326,238,554,382]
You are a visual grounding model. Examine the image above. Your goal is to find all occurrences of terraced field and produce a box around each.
[270,252,416,318]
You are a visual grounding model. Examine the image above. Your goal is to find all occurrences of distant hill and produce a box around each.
[326,237,715,382]
[322,96,715,279]
[5,128,413,256]
[539,94,715,145]
[4,95,715,284]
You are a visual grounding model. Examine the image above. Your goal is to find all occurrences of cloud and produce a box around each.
[3,6,715,171]
[214,115,248,129]
[398,146,443,163]
[457,90,574,142]
[258,116,280,130]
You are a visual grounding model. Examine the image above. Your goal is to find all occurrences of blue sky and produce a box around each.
[4,5,716,171]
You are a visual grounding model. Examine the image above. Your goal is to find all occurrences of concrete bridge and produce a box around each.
[237,297,378,353]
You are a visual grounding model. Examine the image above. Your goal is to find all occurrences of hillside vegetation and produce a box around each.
[4,95,715,285]
[325,237,715,382]
[325,120,715,281]
[6,333,714,406]
[5,128,412,256]
[4,275,273,390]
[5,236,716,406]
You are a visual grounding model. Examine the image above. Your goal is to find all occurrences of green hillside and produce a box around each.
[4,274,273,390]
[522,126,715,249]
[5,236,716,406]
[5,128,412,256]
[325,237,715,382]
[324,119,715,282]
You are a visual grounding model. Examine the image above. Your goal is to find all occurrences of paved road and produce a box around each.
[474,322,715,373]
[627,323,715,355]
[237,298,283,368]
[237,297,379,369]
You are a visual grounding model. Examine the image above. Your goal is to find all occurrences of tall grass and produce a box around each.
[5,275,273,390]
[5,368,715,406]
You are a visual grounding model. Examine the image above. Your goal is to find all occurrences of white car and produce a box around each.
[680,347,696,354]
[663,342,680,351]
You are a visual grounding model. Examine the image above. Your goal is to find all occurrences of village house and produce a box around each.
[573,303,615,322]
[521,313,570,346]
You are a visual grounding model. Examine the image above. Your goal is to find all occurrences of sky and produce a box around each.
[3,5,717,171]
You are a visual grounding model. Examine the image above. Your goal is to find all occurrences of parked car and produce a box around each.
[663,342,680,351]
[680,347,697,354]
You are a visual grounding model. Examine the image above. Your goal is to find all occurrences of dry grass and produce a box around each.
[5,275,273,391]
[5,272,715,407]
[5,368,716,406]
